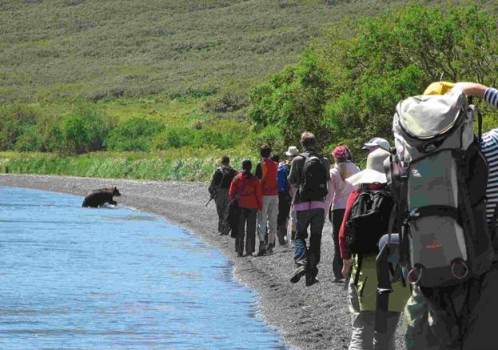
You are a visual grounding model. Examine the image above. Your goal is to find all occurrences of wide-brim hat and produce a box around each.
[285,146,299,157]
[346,148,390,186]
[361,137,391,152]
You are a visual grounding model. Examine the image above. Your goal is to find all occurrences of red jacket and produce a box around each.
[229,173,263,210]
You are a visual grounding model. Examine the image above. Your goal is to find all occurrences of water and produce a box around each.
[0,187,286,350]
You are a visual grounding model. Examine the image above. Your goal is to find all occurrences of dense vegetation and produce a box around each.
[1,1,497,181]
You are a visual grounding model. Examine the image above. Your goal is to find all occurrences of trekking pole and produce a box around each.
[205,197,214,207]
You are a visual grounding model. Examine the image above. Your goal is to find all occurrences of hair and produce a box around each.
[300,131,316,149]
[242,159,252,174]
[260,144,272,158]
[271,154,280,163]
[221,156,230,165]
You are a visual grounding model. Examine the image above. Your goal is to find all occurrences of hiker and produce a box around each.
[340,148,409,350]
[229,160,262,257]
[277,146,299,245]
[208,156,237,235]
[394,82,498,350]
[255,145,279,255]
[325,145,360,282]
[361,137,390,153]
[288,132,330,286]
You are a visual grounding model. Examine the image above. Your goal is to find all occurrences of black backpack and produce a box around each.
[298,152,328,202]
[220,167,237,189]
[345,188,394,256]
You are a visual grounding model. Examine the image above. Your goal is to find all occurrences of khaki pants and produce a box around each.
[214,188,229,234]
[348,281,400,350]
[257,195,279,246]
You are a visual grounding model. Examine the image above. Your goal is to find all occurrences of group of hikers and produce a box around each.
[208,81,498,350]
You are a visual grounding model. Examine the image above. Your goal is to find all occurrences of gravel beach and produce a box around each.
[0,174,406,350]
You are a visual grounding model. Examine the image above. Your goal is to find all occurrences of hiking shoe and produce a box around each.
[332,277,344,283]
[290,266,306,283]
[305,276,319,287]
[256,249,266,256]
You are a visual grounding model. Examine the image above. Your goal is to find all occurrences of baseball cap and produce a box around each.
[361,137,391,152]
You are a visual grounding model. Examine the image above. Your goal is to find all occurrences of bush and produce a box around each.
[0,104,38,150]
[153,127,196,149]
[59,107,112,154]
[107,117,164,152]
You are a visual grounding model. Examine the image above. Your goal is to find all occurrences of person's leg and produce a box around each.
[332,208,346,281]
[348,281,375,350]
[373,312,400,350]
[289,208,297,242]
[245,208,257,255]
[267,195,279,250]
[236,209,247,256]
[277,192,291,245]
[306,208,325,285]
[215,191,225,233]
[462,263,498,350]
[257,196,269,254]
[290,210,310,283]
[218,189,230,234]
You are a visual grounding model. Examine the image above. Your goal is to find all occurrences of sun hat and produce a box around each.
[361,137,391,152]
[285,146,299,157]
[346,148,390,186]
[332,145,350,162]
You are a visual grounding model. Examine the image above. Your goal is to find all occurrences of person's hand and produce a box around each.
[342,258,353,279]
[452,82,488,98]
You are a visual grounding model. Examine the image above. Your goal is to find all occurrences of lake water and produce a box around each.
[0,187,286,350]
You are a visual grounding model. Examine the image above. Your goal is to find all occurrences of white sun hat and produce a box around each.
[285,146,299,157]
[346,148,390,186]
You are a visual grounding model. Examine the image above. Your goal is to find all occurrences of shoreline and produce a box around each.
[0,174,405,350]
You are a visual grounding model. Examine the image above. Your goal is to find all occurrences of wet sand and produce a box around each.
[0,174,405,350]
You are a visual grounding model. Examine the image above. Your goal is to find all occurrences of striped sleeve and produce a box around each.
[484,87,498,108]
[481,129,498,222]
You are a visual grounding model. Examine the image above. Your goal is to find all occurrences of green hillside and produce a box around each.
[0,0,398,102]
[0,0,496,181]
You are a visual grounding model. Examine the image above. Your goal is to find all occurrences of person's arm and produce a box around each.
[228,176,238,201]
[453,82,498,108]
[287,156,303,186]
[339,191,359,278]
[255,178,263,211]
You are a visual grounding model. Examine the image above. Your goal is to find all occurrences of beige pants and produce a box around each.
[257,195,279,246]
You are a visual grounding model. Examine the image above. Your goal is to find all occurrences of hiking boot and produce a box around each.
[257,249,266,256]
[305,276,319,287]
[290,265,306,283]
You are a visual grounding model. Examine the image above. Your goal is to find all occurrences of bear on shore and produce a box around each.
[82,187,121,208]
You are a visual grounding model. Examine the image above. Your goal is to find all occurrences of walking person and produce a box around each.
[326,145,360,282]
[276,146,299,245]
[208,156,237,235]
[255,145,279,255]
[229,160,262,257]
[402,82,498,350]
[340,148,409,350]
[288,132,330,286]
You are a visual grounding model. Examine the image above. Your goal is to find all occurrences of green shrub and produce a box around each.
[153,127,196,149]
[107,117,164,152]
[0,104,39,150]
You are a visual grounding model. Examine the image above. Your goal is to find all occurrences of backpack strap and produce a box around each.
[375,236,393,333]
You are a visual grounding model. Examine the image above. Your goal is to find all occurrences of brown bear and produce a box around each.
[82,186,121,208]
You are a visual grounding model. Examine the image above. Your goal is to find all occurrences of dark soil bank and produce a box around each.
[0,174,406,350]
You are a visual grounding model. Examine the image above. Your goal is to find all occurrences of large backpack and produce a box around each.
[388,90,494,288]
[277,162,290,193]
[345,188,394,256]
[298,152,328,202]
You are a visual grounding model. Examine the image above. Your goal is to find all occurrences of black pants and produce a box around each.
[331,209,346,280]
[294,208,325,278]
[277,192,292,243]
[236,208,257,255]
